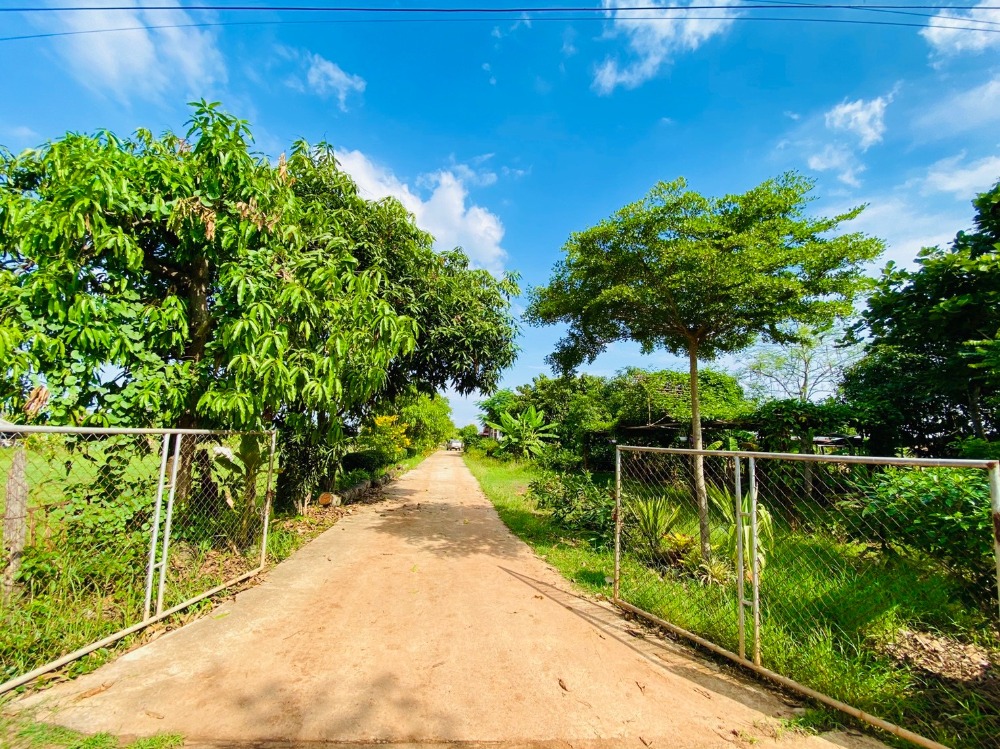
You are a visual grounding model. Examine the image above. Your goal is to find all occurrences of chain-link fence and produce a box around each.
[615,446,1000,749]
[1,426,277,695]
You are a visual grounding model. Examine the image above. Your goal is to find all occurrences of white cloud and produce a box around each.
[824,94,892,150]
[807,144,865,188]
[921,1,1000,55]
[783,111,801,121]
[304,54,366,110]
[917,75,1000,135]
[336,149,508,275]
[923,153,1000,197]
[39,0,225,100]
[828,194,972,269]
[0,125,40,143]
[482,62,497,86]
[593,0,736,94]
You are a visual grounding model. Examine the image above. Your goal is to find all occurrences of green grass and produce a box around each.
[465,454,1000,749]
[462,455,615,595]
[1,444,426,694]
[0,710,182,749]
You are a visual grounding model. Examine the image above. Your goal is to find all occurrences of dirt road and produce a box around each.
[16,452,879,748]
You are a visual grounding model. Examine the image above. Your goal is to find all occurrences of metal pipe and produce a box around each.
[0,566,263,697]
[143,434,172,620]
[734,456,746,661]
[0,425,271,436]
[613,600,951,749]
[614,446,622,602]
[156,434,183,615]
[990,462,1000,623]
[749,456,761,667]
[259,429,279,569]
[616,445,995,470]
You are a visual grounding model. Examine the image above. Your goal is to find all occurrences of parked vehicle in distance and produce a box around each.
[446,439,463,451]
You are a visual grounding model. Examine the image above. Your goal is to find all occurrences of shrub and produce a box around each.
[358,415,410,469]
[529,471,614,544]
[535,445,583,472]
[848,467,995,595]
[337,468,371,490]
[626,495,681,563]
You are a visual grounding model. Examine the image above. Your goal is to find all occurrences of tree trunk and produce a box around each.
[969,382,986,441]
[689,344,711,564]
[3,443,28,601]
[175,256,212,504]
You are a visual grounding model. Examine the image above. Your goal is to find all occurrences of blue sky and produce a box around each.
[2,1,999,426]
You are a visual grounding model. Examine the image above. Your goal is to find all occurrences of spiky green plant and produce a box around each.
[707,485,773,577]
[627,494,681,562]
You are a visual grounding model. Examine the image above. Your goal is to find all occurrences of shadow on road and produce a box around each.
[499,567,798,720]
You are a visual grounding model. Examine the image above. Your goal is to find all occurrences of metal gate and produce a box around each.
[1,426,277,694]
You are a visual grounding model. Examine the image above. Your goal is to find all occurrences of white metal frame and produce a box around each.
[0,425,277,695]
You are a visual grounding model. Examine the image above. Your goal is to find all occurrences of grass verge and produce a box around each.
[0,709,182,749]
[462,454,615,595]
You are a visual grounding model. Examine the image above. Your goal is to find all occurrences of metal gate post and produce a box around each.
[989,462,1000,622]
[749,456,762,666]
[734,456,746,661]
[259,429,278,569]
[613,446,622,603]
[156,434,184,616]
[143,434,172,620]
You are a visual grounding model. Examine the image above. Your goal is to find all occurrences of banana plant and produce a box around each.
[486,405,558,458]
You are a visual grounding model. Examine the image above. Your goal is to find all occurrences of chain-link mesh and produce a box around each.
[0,428,275,692]
[617,447,1000,749]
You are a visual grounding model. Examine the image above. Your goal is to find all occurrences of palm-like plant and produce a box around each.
[707,485,773,578]
[486,405,558,458]
[627,494,682,562]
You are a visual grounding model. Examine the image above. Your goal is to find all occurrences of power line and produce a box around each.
[2,12,998,44]
[3,4,1000,14]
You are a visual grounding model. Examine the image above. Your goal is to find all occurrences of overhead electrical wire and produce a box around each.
[1,2,997,44]
[3,4,1000,13]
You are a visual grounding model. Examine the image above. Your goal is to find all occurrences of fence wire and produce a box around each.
[0,427,276,693]
[616,447,1000,749]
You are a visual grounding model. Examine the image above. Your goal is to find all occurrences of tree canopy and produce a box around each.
[843,179,1000,455]
[1,102,518,504]
[527,173,884,560]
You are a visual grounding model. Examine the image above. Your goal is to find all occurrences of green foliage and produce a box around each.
[845,180,1000,455]
[477,389,519,427]
[847,467,995,593]
[752,399,856,453]
[527,173,882,371]
[487,405,559,458]
[951,436,1000,459]
[528,471,614,544]
[395,392,454,453]
[457,423,481,444]
[707,485,774,575]
[357,415,410,469]
[626,495,681,562]
[608,367,751,426]
[336,468,371,490]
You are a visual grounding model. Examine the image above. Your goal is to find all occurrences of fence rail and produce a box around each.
[614,445,1000,749]
[1,426,277,695]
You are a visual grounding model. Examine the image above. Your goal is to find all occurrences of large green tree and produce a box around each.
[1,104,519,509]
[526,174,883,561]
[844,179,1000,455]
